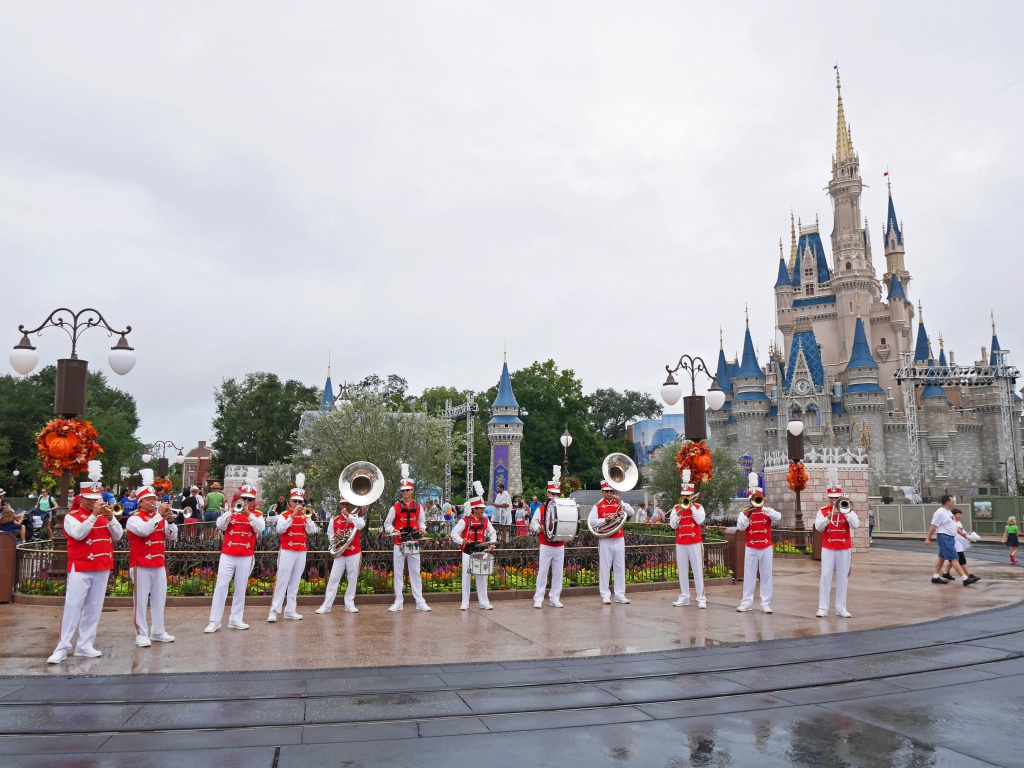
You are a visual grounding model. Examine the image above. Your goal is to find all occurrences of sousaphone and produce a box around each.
[588,453,638,538]
[331,461,385,557]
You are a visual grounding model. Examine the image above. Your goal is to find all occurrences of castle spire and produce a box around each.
[736,323,764,379]
[834,66,855,165]
[990,310,1002,365]
[848,316,878,370]
[913,302,931,363]
[789,211,798,268]
[319,361,335,413]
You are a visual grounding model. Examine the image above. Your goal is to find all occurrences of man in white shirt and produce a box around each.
[925,495,977,585]
[492,483,512,541]
[941,508,980,583]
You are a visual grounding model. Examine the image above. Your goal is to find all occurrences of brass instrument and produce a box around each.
[233,500,246,513]
[748,490,765,509]
[329,504,364,557]
[588,453,639,538]
[303,505,314,518]
[679,493,701,510]
[829,496,853,526]
[338,461,385,507]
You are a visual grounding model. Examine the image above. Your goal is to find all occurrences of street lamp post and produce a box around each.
[144,441,185,477]
[9,308,136,515]
[560,424,573,477]
[787,419,806,530]
[660,354,727,441]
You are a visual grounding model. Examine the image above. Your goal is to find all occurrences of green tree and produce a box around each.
[643,441,743,521]
[587,388,663,441]
[209,372,320,478]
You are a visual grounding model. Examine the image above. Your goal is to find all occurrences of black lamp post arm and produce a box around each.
[665,354,716,396]
[18,307,132,358]
[150,440,183,458]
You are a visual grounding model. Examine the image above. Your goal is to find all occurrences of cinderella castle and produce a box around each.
[708,71,1022,501]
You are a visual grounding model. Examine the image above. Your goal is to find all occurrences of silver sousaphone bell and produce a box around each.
[331,461,386,557]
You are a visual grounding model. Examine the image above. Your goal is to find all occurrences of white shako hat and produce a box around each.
[136,469,157,502]
[80,460,104,498]
[469,480,486,510]
[399,463,414,492]
[238,467,259,499]
[826,467,842,498]
[747,472,760,495]
[548,465,561,495]
[680,468,696,496]
[290,473,306,501]
[600,480,612,491]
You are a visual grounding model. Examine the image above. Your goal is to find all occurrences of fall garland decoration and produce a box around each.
[36,418,103,475]
[787,461,809,492]
[675,441,713,484]
[153,477,173,496]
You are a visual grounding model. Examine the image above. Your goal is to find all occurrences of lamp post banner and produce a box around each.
[490,444,509,502]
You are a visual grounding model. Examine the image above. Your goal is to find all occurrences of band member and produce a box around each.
[669,470,706,609]
[317,500,366,614]
[126,470,177,647]
[269,474,319,622]
[205,472,265,633]
[736,472,781,613]
[530,469,565,608]
[383,463,431,612]
[451,482,497,610]
[814,471,859,618]
[588,480,634,604]
[48,462,124,664]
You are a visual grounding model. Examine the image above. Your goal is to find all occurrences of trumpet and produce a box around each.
[233,500,246,513]
[748,490,765,509]
[679,493,701,510]
[829,496,853,526]
[303,506,314,518]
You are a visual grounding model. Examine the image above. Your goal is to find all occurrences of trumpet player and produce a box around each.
[269,474,319,622]
[48,462,124,664]
[205,473,265,633]
[814,472,859,618]
[451,483,497,610]
[530,472,566,608]
[669,470,706,609]
[317,500,366,614]
[736,472,781,614]
[383,464,431,612]
[589,481,634,604]
[126,471,178,647]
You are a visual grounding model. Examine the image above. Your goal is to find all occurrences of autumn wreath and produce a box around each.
[675,441,713,484]
[36,418,103,475]
[786,461,809,492]
[153,477,173,496]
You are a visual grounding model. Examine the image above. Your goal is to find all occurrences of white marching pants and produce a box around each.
[271,549,307,615]
[393,546,426,606]
[739,546,774,609]
[676,543,705,603]
[534,545,565,602]
[54,569,110,653]
[130,566,167,638]
[819,547,852,612]
[210,554,253,624]
[322,553,361,609]
[598,537,626,599]
[461,553,490,607]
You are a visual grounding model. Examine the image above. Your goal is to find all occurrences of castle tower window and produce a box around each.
[805,284,814,296]
[846,261,852,270]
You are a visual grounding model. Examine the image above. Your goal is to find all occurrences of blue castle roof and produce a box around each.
[938,346,948,367]
[774,258,792,288]
[715,348,732,393]
[913,322,931,363]
[492,362,519,409]
[887,273,906,300]
[791,231,832,287]
[847,317,878,369]
[784,329,825,390]
[991,334,1002,366]
[734,327,765,379]
[921,359,947,400]
[319,374,335,412]
[886,193,903,246]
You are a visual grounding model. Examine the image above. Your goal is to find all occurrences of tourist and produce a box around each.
[317,500,365,614]
[451,482,496,610]
[529,495,541,517]
[588,481,634,604]
[925,495,977,585]
[736,472,781,614]
[0,502,26,542]
[514,497,529,536]
[868,508,875,542]
[383,464,431,612]
[126,472,177,647]
[531,472,566,608]
[492,482,512,541]
[34,488,56,537]
[204,482,225,539]
[635,503,648,524]
[268,475,318,623]
[941,509,978,583]
[48,463,123,664]
[669,471,706,608]
[205,475,265,633]
[649,504,666,524]
[1003,516,1019,564]
[813,470,858,618]
[441,499,455,534]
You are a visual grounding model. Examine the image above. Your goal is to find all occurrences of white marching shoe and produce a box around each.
[602,597,612,605]
[151,633,175,643]
[673,597,690,607]
[135,636,152,648]
[613,596,630,604]
[344,605,359,613]
[836,609,852,618]
[697,600,707,609]
[227,620,250,630]
[388,603,404,612]
[415,604,432,612]
[315,606,331,614]
[815,609,828,618]
[736,605,752,612]
[204,621,221,633]
[549,600,564,608]
[283,612,303,620]
[74,647,102,658]
[481,604,493,610]
[267,612,277,623]
[47,650,67,664]
[534,600,543,609]
[761,604,773,614]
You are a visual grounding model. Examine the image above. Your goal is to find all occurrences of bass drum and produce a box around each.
[544,498,580,543]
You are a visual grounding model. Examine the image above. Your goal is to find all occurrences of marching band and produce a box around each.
[43,453,868,662]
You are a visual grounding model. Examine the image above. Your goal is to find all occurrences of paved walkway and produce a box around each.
[1,547,1022,766]
[1,548,1017,677]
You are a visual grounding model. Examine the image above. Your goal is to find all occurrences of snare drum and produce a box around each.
[469,552,495,576]
[544,498,580,543]
[400,539,421,556]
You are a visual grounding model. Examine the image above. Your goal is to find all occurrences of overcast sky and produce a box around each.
[2,2,1022,450]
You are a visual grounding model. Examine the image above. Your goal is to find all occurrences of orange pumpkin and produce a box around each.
[45,432,80,459]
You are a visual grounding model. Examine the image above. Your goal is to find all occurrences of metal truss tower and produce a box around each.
[442,393,478,502]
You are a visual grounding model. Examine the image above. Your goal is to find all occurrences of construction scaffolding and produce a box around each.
[895,350,1021,498]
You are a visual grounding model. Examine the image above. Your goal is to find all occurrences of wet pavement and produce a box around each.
[1,547,1021,765]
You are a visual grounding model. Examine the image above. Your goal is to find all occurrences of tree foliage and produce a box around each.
[209,372,320,478]
[0,367,146,494]
[643,441,743,520]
